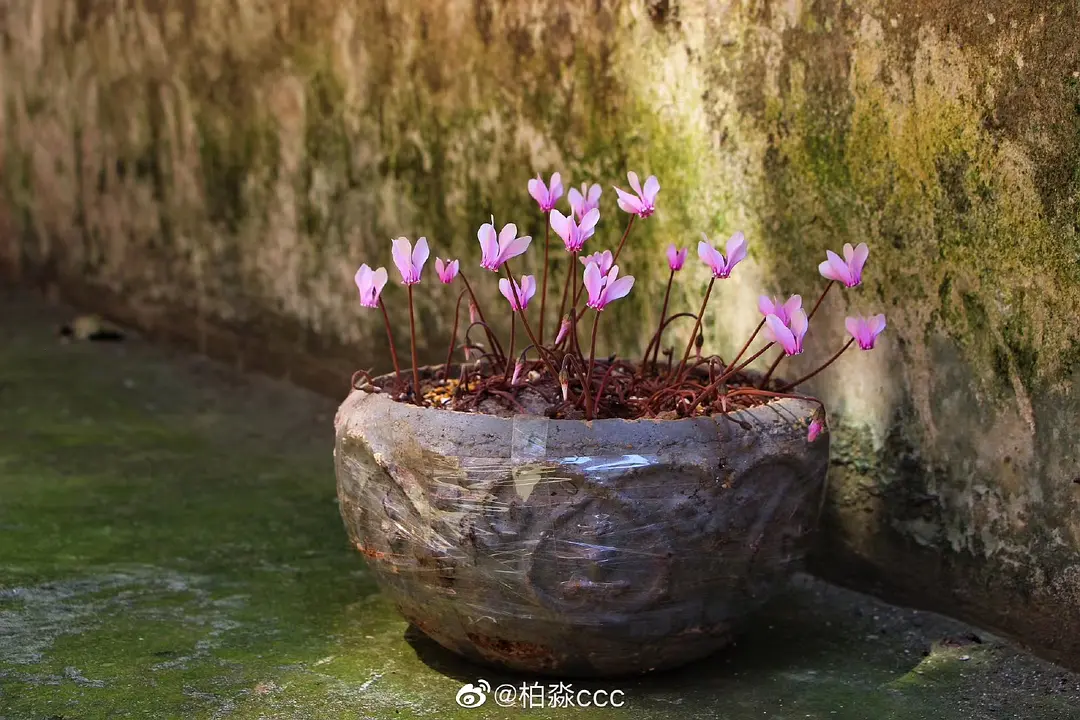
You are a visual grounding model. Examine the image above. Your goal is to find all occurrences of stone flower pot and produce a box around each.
[334,366,830,678]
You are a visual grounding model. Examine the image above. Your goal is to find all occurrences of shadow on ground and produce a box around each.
[1,288,1079,720]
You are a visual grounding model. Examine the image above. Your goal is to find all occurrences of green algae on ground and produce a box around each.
[3,290,1080,719]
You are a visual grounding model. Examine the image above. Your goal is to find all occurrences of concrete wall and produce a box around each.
[2,0,1079,665]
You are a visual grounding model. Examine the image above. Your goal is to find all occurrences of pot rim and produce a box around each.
[348,362,813,429]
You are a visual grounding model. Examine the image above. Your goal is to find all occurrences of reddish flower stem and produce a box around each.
[555,255,572,338]
[807,280,835,322]
[442,288,469,379]
[504,314,516,381]
[646,268,675,372]
[593,359,619,417]
[459,270,505,362]
[539,216,550,346]
[610,214,636,265]
[673,277,716,381]
[728,318,766,372]
[378,298,402,390]
[500,262,563,384]
[778,338,854,392]
[582,311,601,420]
[406,285,422,405]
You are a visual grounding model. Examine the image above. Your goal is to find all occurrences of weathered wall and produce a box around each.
[2,0,1079,666]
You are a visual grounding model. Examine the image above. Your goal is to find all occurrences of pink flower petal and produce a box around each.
[869,313,886,335]
[498,223,519,253]
[391,237,414,283]
[819,259,845,282]
[614,187,643,215]
[725,232,747,267]
[527,176,546,207]
[824,250,851,285]
[478,224,498,265]
[549,172,563,201]
[500,235,532,262]
[758,295,777,317]
[550,210,571,244]
[642,175,660,204]
[628,171,642,197]
[765,314,797,355]
[579,207,600,235]
[845,316,861,341]
[372,267,388,296]
[849,243,869,284]
[603,274,635,304]
[789,309,809,351]
[583,262,603,305]
[412,237,429,273]
[498,278,516,308]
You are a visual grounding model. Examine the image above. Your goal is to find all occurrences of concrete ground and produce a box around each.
[2,286,1079,720]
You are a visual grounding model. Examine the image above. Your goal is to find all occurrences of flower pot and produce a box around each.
[334,365,830,678]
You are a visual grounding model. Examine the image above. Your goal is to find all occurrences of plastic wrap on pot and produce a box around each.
[334,370,830,677]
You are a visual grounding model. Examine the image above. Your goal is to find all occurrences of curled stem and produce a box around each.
[459,270,505,362]
[443,289,469,379]
[689,342,774,408]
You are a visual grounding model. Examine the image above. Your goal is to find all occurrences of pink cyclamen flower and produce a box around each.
[764,308,809,356]
[583,262,635,311]
[579,249,614,275]
[845,314,887,350]
[511,360,524,385]
[354,264,389,308]
[555,315,571,345]
[666,244,688,271]
[758,294,803,325]
[498,274,537,312]
[391,236,429,285]
[698,231,748,279]
[819,242,869,287]
[568,183,602,221]
[478,219,532,271]
[528,172,563,213]
[614,172,659,218]
[434,257,459,284]
[550,207,600,253]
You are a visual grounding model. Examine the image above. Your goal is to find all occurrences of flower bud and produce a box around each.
[555,315,571,345]
[808,407,827,442]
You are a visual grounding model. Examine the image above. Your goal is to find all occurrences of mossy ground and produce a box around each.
[2,287,1079,720]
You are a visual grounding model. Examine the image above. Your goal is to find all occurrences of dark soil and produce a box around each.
[354,357,790,420]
